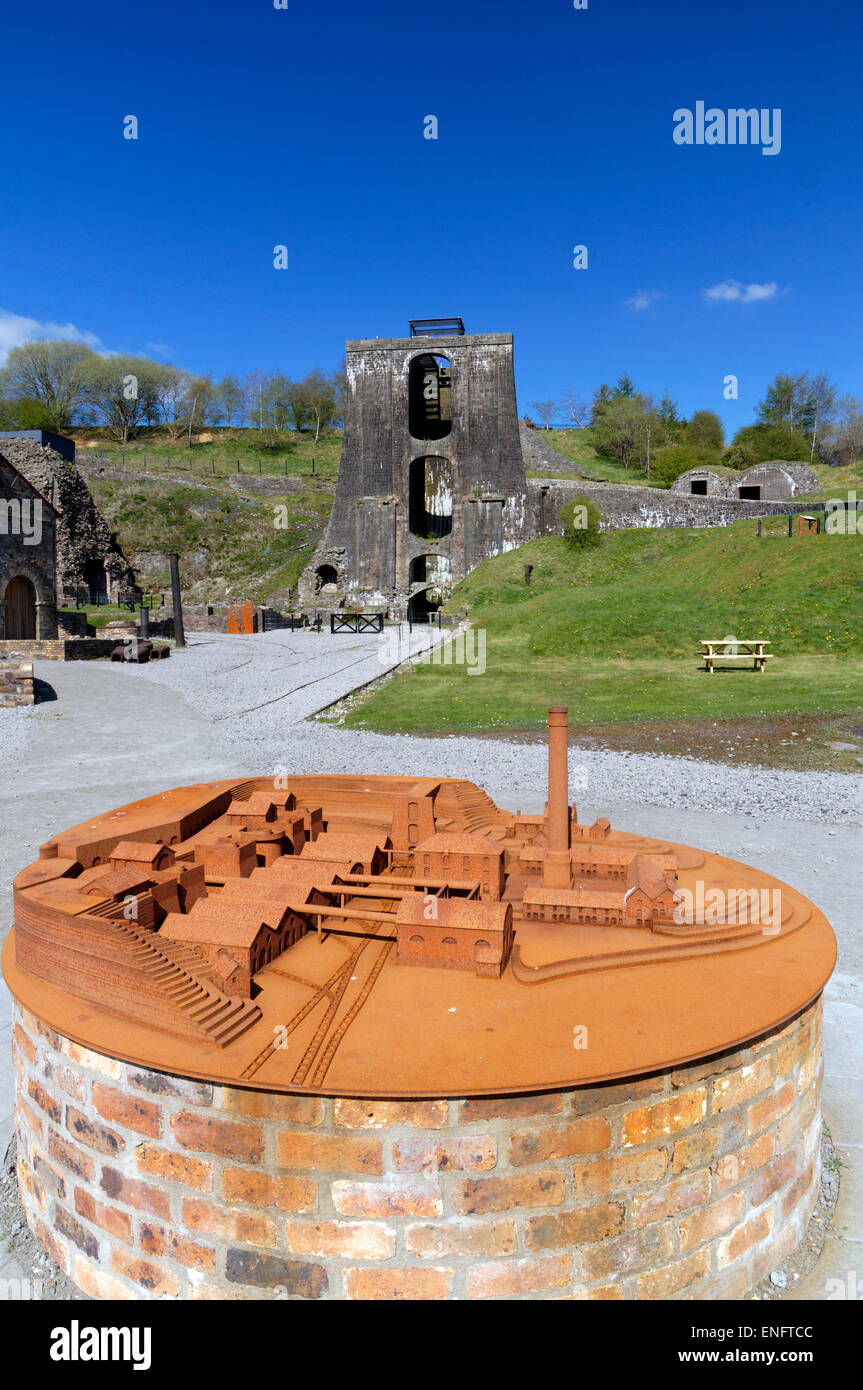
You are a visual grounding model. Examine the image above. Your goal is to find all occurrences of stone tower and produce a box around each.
[299,321,530,619]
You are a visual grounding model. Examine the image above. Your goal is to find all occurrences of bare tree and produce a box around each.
[531,400,556,430]
[833,396,863,464]
[560,384,588,428]
[808,372,837,462]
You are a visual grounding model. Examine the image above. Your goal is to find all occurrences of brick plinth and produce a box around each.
[11,999,823,1300]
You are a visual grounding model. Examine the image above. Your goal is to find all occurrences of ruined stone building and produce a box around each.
[299,320,530,620]
[0,434,134,605]
[0,452,58,639]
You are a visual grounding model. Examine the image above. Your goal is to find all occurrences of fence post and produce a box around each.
[237,459,240,473]
[788,515,793,538]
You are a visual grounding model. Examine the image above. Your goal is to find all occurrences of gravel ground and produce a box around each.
[0,705,39,766]
[119,631,863,826]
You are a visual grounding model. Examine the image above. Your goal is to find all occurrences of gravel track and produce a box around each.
[121,632,863,826]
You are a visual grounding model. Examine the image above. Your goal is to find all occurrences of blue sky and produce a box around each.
[1,0,860,435]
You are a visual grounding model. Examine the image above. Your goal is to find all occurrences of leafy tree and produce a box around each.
[560,495,603,549]
[730,422,811,463]
[723,442,757,470]
[589,383,612,426]
[303,367,338,443]
[755,371,836,458]
[0,338,94,429]
[0,395,53,428]
[684,410,724,451]
[80,354,163,443]
[612,373,636,398]
[183,374,216,442]
[594,393,664,473]
[285,376,313,432]
[213,374,244,427]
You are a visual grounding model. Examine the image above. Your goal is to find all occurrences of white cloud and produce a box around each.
[702,280,783,305]
[0,308,103,364]
[625,289,664,312]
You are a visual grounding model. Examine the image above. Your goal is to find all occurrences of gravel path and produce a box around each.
[118,631,863,826]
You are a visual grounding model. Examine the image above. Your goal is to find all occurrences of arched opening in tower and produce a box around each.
[408,553,451,622]
[408,354,452,441]
[409,457,453,539]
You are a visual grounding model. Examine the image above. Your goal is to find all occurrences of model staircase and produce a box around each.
[433,780,503,835]
[106,917,261,1047]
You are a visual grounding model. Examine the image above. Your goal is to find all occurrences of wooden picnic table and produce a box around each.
[699,639,774,674]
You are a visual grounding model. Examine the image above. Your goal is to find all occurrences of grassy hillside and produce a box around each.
[70,428,340,604]
[342,521,863,734]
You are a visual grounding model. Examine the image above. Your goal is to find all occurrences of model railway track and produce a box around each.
[240,957,354,1080]
[290,948,372,1086]
[310,939,394,1087]
[241,899,395,1083]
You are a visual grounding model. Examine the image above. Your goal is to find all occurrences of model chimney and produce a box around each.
[542,706,572,889]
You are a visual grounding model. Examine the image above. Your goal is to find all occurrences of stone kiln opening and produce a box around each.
[3,711,835,1300]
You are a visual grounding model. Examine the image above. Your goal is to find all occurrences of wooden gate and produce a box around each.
[4,576,37,638]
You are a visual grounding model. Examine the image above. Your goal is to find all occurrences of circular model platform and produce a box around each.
[3,768,836,1098]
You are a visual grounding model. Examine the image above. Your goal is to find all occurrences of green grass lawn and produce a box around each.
[343,521,863,732]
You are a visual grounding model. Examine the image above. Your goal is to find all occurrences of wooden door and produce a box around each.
[4,576,37,638]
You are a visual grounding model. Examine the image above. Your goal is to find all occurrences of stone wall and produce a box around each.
[0,662,35,707]
[11,997,822,1300]
[0,639,117,662]
[519,425,592,475]
[534,480,824,534]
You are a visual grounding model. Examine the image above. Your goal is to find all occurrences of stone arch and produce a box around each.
[315,563,339,592]
[408,353,452,441]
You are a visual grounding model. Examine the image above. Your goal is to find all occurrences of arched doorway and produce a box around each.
[4,576,37,639]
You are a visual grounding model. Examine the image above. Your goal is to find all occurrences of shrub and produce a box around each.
[650,445,722,488]
[560,495,603,549]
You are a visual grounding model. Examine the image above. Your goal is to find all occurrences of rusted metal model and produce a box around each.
[2,710,836,1096]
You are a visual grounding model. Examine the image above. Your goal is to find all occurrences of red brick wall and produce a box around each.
[11,998,822,1300]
